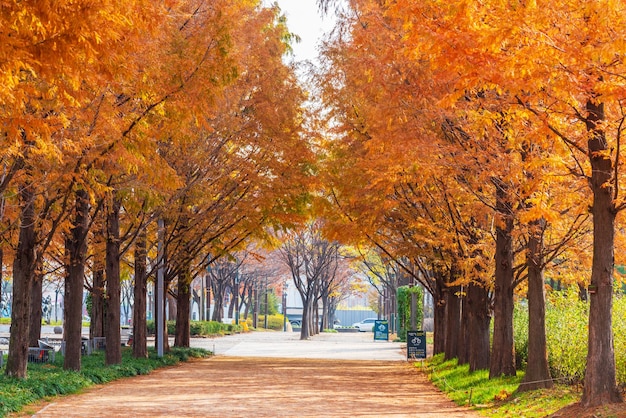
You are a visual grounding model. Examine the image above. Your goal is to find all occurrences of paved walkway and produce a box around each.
[189,330,407,361]
[12,331,477,417]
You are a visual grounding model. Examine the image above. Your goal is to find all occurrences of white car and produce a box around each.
[352,318,377,332]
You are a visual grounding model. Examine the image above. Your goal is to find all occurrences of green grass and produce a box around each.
[0,346,210,417]
[422,354,579,417]
[479,385,579,418]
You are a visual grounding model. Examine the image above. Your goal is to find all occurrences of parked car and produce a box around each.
[352,318,377,332]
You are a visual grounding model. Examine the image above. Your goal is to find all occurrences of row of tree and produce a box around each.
[1,1,314,378]
[315,0,626,408]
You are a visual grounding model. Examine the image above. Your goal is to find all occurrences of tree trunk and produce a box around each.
[519,219,553,391]
[433,279,446,355]
[467,282,491,372]
[175,269,192,348]
[581,100,622,406]
[6,183,36,378]
[227,285,235,320]
[164,286,173,352]
[133,228,148,358]
[29,270,43,347]
[89,219,105,339]
[211,275,225,322]
[205,275,211,322]
[90,268,105,339]
[300,294,312,340]
[167,291,176,325]
[490,179,516,378]
[444,285,461,361]
[313,299,320,335]
[321,293,330,331]
[64,189,90,371]
[105,195,122,365]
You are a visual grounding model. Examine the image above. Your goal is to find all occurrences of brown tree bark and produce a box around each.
[6,183,36,378]
[174,268,192,348]
[133,228,148,358]
[105,195,122,365]
[301,296,314,340]
[490,179,516,378]
[29,270,43,347]
[443,284,461,361]
[167,291,177,323]
[467,282,491,372]
[519,219,553,391]
[163,282,171,352]
[64,189,90,372]
[90,268,105,339]
[581,100,623,406]
[90,220,106,340]
[433,278,446,355]
[211,278,225,322]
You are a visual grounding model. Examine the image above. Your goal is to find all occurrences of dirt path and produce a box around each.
[27,356,477,417]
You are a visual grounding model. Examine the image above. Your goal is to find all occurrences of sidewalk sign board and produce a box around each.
[374,320,389,341]
[407,330,426,360]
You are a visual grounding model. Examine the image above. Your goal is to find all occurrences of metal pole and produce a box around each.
[200,275,204,321]
[156,218,164,357]
[253,283,258,328]
[282,282,287,332]
[205,273,211,321]
[234,271,239,326]
[264,277,268,329]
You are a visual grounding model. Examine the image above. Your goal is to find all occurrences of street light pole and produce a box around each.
[234,270,239,326]
[264,276,268,329]
[283,281,288,332]
[253,281,258,328]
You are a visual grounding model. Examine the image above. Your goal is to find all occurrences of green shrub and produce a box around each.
[515,289,626,386]
[146,320,242,337]
[545,289,588,383]
[613,294,626,385]
[513,302,529,370]
[255,314,285,331]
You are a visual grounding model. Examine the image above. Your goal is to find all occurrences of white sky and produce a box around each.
[269,0,336,62]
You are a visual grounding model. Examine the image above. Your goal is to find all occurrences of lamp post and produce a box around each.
[253,280,258,328]
[264,276,268,329]
[234,270,240,326]
[283,281,289,332]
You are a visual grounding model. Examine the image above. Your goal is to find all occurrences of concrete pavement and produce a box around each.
[1,325,408,362]
[191,330,406,361]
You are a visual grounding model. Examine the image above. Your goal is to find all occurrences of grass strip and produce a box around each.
[0,347,210,417]
[422,353,579,417]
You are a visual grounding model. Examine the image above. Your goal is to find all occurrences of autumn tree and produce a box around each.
[278,222,341,339]
[386,0,626,405]
[317,0,601,388]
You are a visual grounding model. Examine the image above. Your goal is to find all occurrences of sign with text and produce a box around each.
[407,330,427,360]
[373,320,389,341]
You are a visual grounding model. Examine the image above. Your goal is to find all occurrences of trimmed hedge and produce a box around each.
[247,314,286,331]
[397,285,424,342]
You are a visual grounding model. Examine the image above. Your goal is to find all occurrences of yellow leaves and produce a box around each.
[519,201,559,224]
